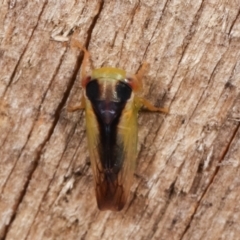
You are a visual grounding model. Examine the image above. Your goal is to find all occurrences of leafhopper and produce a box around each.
[68,40,168,211]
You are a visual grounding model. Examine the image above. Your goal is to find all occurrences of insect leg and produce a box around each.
[68,39,90,112]
[133,63,169,113]
[130,62,150,92]
[71,39,91,80]
[138,97,169,113]
[67,95,85,112]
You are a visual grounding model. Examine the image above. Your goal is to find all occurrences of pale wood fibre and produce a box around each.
[0,0,240,240]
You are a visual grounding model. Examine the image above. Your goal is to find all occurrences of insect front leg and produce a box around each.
[71,39,92,80]
[68,39,92,112]
[130,62,149,92]
[67,95,85,112]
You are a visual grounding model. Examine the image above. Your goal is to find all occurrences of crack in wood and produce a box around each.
[142,0,169,62]
[167,0,206,110]
[3,1,48,98]
[1,0,240,239]
[85,0,104,49]
[228,8,240,35]
[1,45,68,240]
[179,118,240,239]
[2,1,105,239]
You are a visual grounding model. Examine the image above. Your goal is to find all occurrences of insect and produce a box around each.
[68,40,168,211]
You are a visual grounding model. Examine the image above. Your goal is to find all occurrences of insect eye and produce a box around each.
[124,78,133,84]
[116,81,132,101]
[124,77,141,92]
[82,76,91,87]
[86,79,99,101]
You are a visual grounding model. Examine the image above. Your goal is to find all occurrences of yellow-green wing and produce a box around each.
[114,100,138,208]
[85,97,139,211]
[84,99,102,189]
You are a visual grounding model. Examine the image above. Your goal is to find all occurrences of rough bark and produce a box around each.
[0,0,240,239]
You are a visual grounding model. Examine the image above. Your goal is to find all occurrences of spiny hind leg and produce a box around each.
[142,98,169,113]
[137,97,169,113]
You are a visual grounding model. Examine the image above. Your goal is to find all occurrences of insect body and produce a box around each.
[69,41,168,211]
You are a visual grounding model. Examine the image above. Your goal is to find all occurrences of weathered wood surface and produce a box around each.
[0,0,240,239]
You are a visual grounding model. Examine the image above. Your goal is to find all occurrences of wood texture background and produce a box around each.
[1,0,240,239]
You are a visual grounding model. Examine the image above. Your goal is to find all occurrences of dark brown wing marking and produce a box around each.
[86,79,132,210]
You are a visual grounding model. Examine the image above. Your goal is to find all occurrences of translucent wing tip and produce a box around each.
[95,178,128,211]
